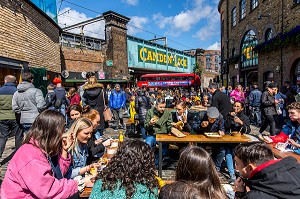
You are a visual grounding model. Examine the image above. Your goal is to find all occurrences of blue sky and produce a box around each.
[57,0,221,51]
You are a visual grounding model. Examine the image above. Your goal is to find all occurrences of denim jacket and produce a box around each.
[70,143,89,179]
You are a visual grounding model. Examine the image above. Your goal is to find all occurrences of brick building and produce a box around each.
[0,0,61,85]
[198,50,221,88]
[219,0,300,89]
[60,11,130,86]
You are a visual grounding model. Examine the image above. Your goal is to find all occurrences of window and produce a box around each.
[232,7,237,27]
[251,0,258,10]
[240,0,246,19]
[241,30,258,68]
[265,28,273,41]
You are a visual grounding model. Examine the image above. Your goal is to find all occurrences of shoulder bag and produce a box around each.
[102,91,112,121]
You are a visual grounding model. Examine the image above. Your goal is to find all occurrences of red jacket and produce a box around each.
[69,93,81,106]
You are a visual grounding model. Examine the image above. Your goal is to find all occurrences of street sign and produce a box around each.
[106,60,113,66]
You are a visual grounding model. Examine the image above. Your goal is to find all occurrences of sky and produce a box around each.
[57,0,221,51]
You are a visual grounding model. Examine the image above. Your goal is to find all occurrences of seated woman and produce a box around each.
[262,102,300,154]
[227,101,250,134]
[159,146,227,199]
[1,110,79,198]
[66,104,82,129]
[82,107,112,163]
[90,140,159,199]
[172,101,201,134]
[68,118,98,179]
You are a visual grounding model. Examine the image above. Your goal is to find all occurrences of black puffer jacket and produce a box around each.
[135,91,151,123]
[83,83,107,129]
[235,156,300,199]
[226,111,251,134]
[261,90,277,116]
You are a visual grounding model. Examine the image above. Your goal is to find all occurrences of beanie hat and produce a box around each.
[53,77,62,85]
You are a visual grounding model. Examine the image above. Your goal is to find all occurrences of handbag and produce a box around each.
[102,91,112,121]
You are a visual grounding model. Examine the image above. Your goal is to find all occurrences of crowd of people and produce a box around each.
[0,71,300,198]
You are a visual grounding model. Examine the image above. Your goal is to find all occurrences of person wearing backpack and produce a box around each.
[53,78,70,117]
[45,84,56,110]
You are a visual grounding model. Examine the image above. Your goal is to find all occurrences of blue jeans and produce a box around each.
[212,145,235,177]
[22,123,32,134]
[145,135,168,165]
[250,107,261,125]
[139,124,147,139]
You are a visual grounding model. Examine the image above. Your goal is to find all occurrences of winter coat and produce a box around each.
[1,141,78,198]
[0,82,17,120]
[54,87,69,107]
[129,101,136,120]
[109,89,126,109]
[144,108,173,135]
[226,111,251,134]
[83,83,107,130]
[45,90,56,110]
[230,89,245,102]
[199,114,225,133]
[211,89,232,117]
[270,120,300,155]
[249,89,262,107]
[235,157,300,199]
[86,135,105,165]
[12,81,46,124]
[135,94,151,123]
[69,93,81,106]
[261,91,277,116]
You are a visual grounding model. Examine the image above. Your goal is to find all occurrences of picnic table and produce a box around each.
[156,133,255,177]
[268,143,300,163]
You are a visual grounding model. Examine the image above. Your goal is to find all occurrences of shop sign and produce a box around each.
[138,45,188,68]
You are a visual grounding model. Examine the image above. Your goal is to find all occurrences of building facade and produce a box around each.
[0,0,61,86]
[219,0,300,89]
[199,50,221,88]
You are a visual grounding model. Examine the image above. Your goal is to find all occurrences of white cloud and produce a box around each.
[207,42,221,50]
[122,0,139,6]
[127,16,149,35]
[152,0,220,40]
[58,7,105,39]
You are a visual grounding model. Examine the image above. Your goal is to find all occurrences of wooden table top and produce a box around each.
[156,134,251,143]
[80,187,92,198]
[268,143,300,163]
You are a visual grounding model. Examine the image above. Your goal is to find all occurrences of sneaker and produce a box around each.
[228,174,236,185]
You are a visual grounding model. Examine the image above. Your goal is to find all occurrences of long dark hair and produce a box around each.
[96,140,158,198]
[23,110,65,156]
[176,146,227,199]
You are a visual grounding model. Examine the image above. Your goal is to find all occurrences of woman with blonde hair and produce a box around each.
[67,117,96,179]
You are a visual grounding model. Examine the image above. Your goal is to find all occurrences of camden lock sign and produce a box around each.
[138,45,188,68]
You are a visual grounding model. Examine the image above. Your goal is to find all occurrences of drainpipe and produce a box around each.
[280,0,284,86]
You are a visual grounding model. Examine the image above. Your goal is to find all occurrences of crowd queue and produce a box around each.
[0,71,300,198]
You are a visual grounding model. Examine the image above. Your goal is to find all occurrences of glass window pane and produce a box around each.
[240,30,258,68]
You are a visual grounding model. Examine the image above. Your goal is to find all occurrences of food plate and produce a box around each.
[204,132,222,138]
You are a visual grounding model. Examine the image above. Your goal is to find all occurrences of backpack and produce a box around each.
[54,98,62,109]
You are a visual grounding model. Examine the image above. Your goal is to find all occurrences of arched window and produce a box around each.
[265,28,273,41]
[240,0,246,19]
[241,30,258,68]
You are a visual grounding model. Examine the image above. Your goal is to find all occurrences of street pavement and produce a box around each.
[0,113,268,190]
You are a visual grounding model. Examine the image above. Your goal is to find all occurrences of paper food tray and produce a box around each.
[204,132,222,138]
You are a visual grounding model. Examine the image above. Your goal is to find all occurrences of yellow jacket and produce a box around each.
[129,101,136,120]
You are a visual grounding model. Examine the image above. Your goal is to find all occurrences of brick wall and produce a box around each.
[219,0,300,88]
[61,46,105,73]
[0,0,61,72]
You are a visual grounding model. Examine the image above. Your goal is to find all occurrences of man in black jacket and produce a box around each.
[208,83,231,117]
[234,143,300,199]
